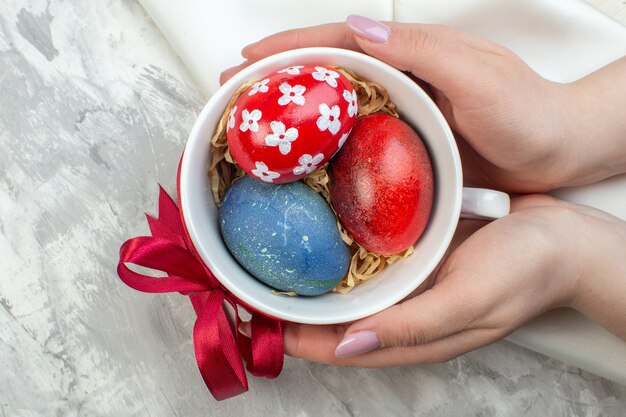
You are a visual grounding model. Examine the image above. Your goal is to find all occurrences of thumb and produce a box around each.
[345,15,507,95]
[335,276,483,357]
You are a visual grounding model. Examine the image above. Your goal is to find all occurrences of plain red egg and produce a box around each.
[328,114,434,256]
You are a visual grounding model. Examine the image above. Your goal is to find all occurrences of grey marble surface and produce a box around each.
[1,1,625,416]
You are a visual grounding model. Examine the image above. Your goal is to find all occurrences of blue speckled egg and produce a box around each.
[219,175,350,296]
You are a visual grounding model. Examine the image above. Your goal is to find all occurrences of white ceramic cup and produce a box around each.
[180,47,510,325]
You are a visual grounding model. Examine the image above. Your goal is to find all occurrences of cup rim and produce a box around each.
[180,47,462,324]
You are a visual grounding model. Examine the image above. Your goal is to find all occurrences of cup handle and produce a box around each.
[461,187,510,220]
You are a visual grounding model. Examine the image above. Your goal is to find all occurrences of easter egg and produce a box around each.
[328,114,434,256]
[219,176,350,296]
[226,65,357,184]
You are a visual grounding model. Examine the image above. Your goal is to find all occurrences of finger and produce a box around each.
[242,23,361,60]
[283,322,346,363]
[345,17,511,96]
[370,326,506,366]
[351,326,506,367]
[334,273,487,356]
[220,61,251,85]
[284,321,505,367]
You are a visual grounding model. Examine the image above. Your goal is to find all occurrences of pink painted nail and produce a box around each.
[335,330,381,358]
[346,15,391,43]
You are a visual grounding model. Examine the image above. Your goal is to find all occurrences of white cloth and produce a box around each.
[138,0,626,384]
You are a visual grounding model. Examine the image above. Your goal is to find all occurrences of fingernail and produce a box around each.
[346,15,391,44]
[335,330,381,358]
[238,321,251,338]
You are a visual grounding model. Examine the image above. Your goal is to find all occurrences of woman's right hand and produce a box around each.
[239,194,626,366]
[222,17,626,193]
[313,195,626,364]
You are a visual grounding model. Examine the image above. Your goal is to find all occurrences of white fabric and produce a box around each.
[139,0,392,94]
[138,0,626,385]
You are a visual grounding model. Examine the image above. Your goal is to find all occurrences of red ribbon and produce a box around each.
[117,186,284,400]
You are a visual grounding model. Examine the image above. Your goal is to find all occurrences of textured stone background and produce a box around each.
[1,1,625,416]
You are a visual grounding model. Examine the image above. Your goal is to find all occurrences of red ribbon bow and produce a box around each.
[117,186,284,400]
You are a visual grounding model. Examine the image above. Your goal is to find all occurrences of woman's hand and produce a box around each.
[228,16,626,366]
[245,195,625,367]
[223,18,626,193]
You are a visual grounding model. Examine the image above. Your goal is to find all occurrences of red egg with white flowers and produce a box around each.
[226,65,357,183]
